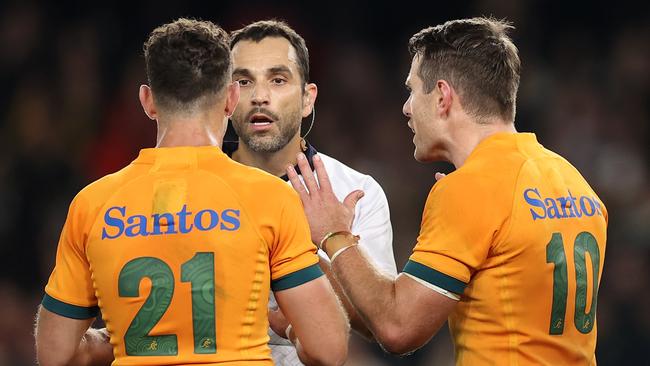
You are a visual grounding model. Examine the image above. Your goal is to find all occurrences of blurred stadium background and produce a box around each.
[0,0,648,365]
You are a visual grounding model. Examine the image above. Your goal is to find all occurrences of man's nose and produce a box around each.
[251,83,270,106]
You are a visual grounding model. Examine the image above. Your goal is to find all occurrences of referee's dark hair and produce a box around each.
[230,20,310,87]
[143,18,232,113]
[409,17,521,122]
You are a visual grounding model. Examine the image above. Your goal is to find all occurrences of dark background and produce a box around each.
[1,0,648,364]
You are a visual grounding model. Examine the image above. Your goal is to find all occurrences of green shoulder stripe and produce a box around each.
[403,260,466,295]
[42,294,99,319]
[272,263,324,291]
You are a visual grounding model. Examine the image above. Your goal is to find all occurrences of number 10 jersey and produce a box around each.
[403,133,607,365]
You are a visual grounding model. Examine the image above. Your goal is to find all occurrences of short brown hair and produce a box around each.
[409,17,521,122]
[230,20,309,86]
[144,18,231,112]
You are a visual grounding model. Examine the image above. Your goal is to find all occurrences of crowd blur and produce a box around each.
[0,1,647,365]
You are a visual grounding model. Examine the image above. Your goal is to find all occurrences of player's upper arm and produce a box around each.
[269,190,322,285]
[353,176,397,275]
[45,193,98,310]
[377,174,501,354]
[35,305,95,366]
[274,275,349,365]
[408,174,505,287]
[377,273,458,355]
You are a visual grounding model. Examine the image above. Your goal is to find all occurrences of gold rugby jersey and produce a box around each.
[43,146,322,365]
[404,133,607,365]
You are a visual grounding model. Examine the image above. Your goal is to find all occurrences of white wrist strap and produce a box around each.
[330,244,357,262]
[285,324,293,341]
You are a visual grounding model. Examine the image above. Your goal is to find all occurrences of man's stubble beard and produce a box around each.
[233,107,303,153]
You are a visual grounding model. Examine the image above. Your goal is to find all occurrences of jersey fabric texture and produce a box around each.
[403,133,607,365]
[223,141,396,366]
[42,146,323,366]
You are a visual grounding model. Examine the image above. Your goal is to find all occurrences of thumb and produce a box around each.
[343,190,364,211]
[435,172,446,181]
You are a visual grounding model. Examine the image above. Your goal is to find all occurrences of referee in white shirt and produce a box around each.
[227,20,397,365]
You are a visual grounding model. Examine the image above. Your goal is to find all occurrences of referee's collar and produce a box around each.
[222,140,318,182]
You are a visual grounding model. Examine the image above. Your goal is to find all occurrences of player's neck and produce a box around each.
[156,115,225,148]
[232,134,303,177]
[449,118,517,168]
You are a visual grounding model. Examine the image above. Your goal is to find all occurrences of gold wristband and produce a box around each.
[320,231,360,256]
[319,231,346,250]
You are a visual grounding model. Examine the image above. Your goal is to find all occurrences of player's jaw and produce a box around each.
[409,119,441,163]
[412,136,427,162]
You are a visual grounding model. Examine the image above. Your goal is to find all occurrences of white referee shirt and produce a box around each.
[223,141,396,366]
[268,147,396,366]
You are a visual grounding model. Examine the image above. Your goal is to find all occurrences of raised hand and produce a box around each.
[287,153,364,245]
[268,307,290,339]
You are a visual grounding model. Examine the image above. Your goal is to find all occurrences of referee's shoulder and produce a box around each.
[318,152,367,179]
[316,152,386,196]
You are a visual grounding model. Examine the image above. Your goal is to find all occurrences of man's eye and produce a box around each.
[271,78,286,85]
[237,79,251,87]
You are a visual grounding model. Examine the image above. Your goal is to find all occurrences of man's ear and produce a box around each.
[435,80,453,118]
[302,83,318,118]
[224,81,240,117]
[139,85,157,120]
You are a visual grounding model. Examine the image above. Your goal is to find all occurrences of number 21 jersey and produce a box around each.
[43,147,322,365]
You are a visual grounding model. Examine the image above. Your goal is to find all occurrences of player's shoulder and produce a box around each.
[220,158,300,200]
[438,162,502,192]
[430,159,515,208]
[75,164,142,205]
[448,134,542,192]
[62,163,145,220]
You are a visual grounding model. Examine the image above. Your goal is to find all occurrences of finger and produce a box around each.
[435,172,446,181]
[287,165,309,200]
[343,190,365,212]
[312,154,333,193]
[296,153,319,196]
[268,308,289,338]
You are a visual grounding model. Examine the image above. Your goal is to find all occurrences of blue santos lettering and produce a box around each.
[523,188,604,221]
[220,209,240,231]
[152,212,177,235]
[523,188,546,221]
[102,206,126,239]
[125,215,149,237]
[195,209,219,231]
[101,204,241,240]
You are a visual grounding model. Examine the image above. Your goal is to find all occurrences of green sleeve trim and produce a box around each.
[272,263,324,291]
[403,260,467,295]
[42,294,99,320]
